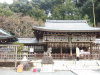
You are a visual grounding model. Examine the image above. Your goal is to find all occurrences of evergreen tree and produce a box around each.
[51,0,81,20]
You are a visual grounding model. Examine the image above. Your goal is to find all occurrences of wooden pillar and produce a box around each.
[60,47,62,55]
[69,36,72,57]
[47,42,49,51]
[69,40,72,56]
[90,43,92,59]
[15,45,18,69]
[99,45,100,60]
[60,43,63,59]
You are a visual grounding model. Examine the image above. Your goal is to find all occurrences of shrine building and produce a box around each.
[32,20,100,59]
[0,28,17,44]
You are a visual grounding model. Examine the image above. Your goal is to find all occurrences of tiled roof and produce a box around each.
[33,20,100,32]
[0,28,17,43]
[0,28,13,38]
[17,38,38,44]
[46,20,87,23]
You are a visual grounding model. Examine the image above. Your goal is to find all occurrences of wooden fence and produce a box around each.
[0,53,100,61]
[52,53,100,59]
[0,44,100,62]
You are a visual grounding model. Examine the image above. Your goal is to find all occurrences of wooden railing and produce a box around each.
[0,53,100,61]
[0,53,44,61]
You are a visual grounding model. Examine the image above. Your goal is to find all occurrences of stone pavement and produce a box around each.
[72,70,100,75]
[31,59,100,75]
[0,59,100,75]
[32,59,100,70]
[0,68,76,75]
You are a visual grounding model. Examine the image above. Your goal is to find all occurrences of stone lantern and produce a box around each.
[20,47,30,71]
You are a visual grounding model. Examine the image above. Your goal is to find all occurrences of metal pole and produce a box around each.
[92,0,96,27]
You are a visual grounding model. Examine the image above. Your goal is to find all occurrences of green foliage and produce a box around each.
[80,0,93,22]
[0,8,13,16]
[13,42,24,53]
[10,1,46,21]
[77,0,87,7]
[82,14,93,26]
[26,7,46,20]
[95,0,100,22]
[51,0,81,20]
[0,0,100,28]
[80,0,100,25]
[39,0,53,12]
[52,4,66,20]
[0,3,13,16]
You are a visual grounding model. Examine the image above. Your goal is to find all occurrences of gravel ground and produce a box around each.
[93,69,100,73]
[0,69,76,75]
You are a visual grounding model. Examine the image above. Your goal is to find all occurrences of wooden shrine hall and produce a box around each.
[0,28,17,44]
[33,20,100,59]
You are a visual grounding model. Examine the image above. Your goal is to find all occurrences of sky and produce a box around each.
[0,0,13,4]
